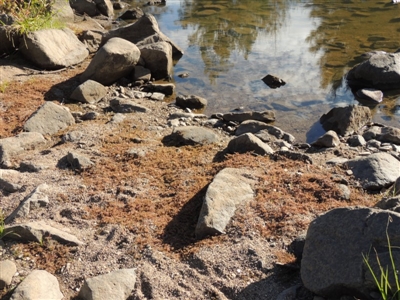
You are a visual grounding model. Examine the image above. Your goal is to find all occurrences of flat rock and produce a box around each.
[78,269,136,300]
[110,98,150,113]
[320,105,372,136]
[164,126,218,146]
[0,132,45,165]
[356,88,383,104]
[81,37,140,85]
[223,110,275,123]
[10,270,63,300]
[0,260,16,289]
[347,135,366,147]
[19,28,88,70]
[227,133,274,155]
[235,120,272,136]
[23,102,75,135]
[344,152,400,190]
[196,168,258,239]
[70,80,107,104]
[3,221,84,246]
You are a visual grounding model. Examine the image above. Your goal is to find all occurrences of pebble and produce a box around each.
[359,152,371,156]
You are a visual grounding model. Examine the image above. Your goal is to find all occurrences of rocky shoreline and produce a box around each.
[1,1,400,299]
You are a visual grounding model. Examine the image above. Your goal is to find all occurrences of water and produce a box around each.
[123,0,400,142]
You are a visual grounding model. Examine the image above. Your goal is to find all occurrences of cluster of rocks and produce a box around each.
[1,1,400,299]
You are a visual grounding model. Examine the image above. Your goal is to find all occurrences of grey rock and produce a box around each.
[3,221,84,246]
[79,30,104,54]
[165,126,218,146]
[19,28,89,70]
[276,150,313,164]
[120,7,144,20]
[356,88,383,103]
[375,196,400,212]
[19,161,47,173]
[175,94,207,110]
[301,207,400,298]
[364,126,400,145]
[227,133,274,155]
[108,113,126,124]
[223,110,275,123]
[5,184,49,223]
[70,0,114,17]
[62,131,84,143]
[150,92,165,101]
[0,132,45,165]
[196,168,257,239]
[10,270,63,300]
[0,260,16,289]
[23,102,75,135]
[326,157,349,165]
[367,139,381,149]
[133,65,151,82]
[78,268,136,300]
[81,111,100,120]
[347,135,366,147]
[347,52,400,90]
[235,120,272,136]
[70,80,107,104]
[52,0,75,23]
[320,105,372,136]
[142,83,175,96]
[67,152,94,170]
[345,152,400,190]
[81,38,140,85]
[0,170,22,193]
[110,98,150,113]
[337,184,351,200]
[312,130,340,148]
[139,41,173,80]
[102,14,183,58]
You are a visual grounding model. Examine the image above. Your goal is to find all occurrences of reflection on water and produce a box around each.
[124,0,400,142]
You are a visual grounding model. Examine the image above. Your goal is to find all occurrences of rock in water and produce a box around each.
[261,74,286,89]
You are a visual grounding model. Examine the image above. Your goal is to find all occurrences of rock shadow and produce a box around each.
[305,120,325,144]
[44,73,82,103]
[234,264,308,300]
[162,184,209,250]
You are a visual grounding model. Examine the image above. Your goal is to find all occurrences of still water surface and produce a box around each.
[125,0,400,142]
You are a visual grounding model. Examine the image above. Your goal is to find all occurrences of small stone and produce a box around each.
[0,260,16,289]
[356,88,383,104]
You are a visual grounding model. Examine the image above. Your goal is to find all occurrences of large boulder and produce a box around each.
[80,37,140,85]
[196,168,257,239]
[0,25,19,55]
[19,28,89,70]
[139,41,173,80]
[344,152,400,191]
[102,14,183,58]
[347,51,400,89]
[320,105,372,136]
[23,102,75,135]
[78,269,136,300]
[301,207,400,299]
[10,270,63,300]
[69,0,114,17]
